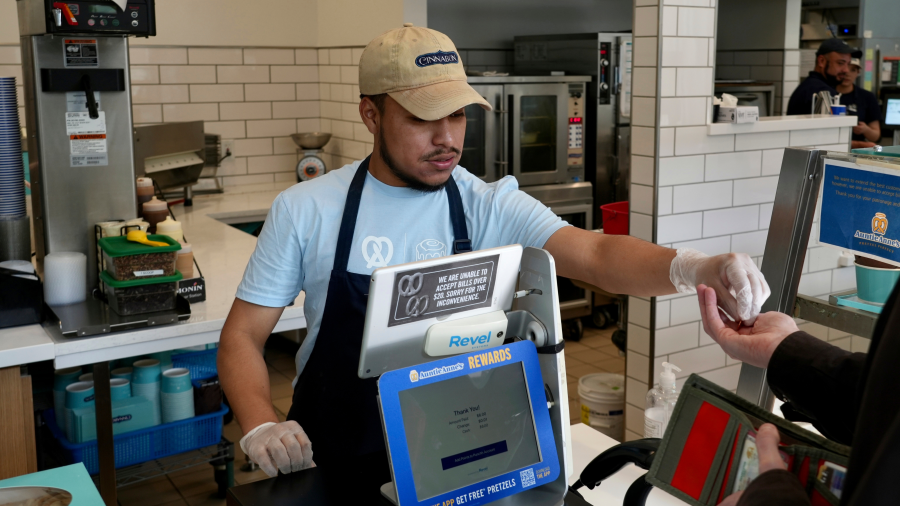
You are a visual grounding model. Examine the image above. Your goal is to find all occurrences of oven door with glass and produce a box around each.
[506,83,569,187]
[459,84,504,183]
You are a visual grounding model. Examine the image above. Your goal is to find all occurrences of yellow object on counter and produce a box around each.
[126,230,169,247]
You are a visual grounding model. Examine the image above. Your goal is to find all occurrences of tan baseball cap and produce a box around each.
[359,23,492,121]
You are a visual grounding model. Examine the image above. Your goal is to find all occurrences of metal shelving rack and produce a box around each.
[736,147,885,408]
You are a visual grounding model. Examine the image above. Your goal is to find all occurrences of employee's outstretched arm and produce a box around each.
[543,226,770,323]
[219,298,315,476]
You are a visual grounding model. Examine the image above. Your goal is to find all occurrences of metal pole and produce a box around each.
[736,147,824,408]
[93,362,117,506]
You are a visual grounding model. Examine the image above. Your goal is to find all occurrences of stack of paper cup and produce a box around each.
[161,368,194,423]
[43,252,87,306]
[111,367,133,382]
[53,367,82,429]
[132,359,162,425]
[64,381,94,442]
[110,378,132,401]
[150,351,173,372]
[79,373,93,382]
[0,77,25,219]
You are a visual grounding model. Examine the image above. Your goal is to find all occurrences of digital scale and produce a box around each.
[360,245,574,506]
[291,132,331,182]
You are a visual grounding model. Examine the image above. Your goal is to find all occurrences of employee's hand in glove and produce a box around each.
[670,248,771,324]
[240,421,314,477]
[698,285,798,368]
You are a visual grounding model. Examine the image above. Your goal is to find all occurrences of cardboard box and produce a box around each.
[716,105,759,123]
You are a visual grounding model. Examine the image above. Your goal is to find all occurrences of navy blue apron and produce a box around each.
[287,156,471,495]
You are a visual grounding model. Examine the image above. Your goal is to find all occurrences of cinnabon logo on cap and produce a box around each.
[415,50,459,68]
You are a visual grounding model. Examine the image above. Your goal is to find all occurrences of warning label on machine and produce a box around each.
[66,112,108,166]
[64,39,99,67]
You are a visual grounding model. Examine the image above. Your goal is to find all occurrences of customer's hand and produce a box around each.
[670,249,771,324]
[697,285,798,368]
[240,421,315,477]
[717,424,787,506]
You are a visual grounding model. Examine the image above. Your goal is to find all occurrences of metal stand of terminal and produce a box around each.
[736,147,882,408]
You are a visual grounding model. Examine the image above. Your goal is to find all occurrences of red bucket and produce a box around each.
[600,201,629,235]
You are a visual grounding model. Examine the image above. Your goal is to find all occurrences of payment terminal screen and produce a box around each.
[886,98,900,126]
[398,362,541,501]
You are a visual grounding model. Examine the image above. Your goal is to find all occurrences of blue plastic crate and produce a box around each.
[45,404,228,475]
[171,348,218,380]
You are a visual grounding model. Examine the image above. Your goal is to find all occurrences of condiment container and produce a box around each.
[100,270,182,316]
[136,177,154,217]
[156,216,183,243]
[176,243,193,279]
[98,234,181,281]
[142,197,168,234]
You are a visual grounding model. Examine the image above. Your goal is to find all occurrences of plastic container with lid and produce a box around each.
[136,177,154,216]
[176,243,193,279]
[142,197,168,234]
[578,373,625,441]
[100,270,183,315]
[99,235,181,281]
[155,216,183,243]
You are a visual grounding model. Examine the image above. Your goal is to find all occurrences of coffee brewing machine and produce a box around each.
[18,0,155,290]
[16,0,186,336]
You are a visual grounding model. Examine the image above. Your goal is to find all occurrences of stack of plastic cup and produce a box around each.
[132,359,162,425]
[161,368,194,423]
[110,378,132,401]
[0,77,25,219]
[53,367,82,429]
[64,381,94,442]
[111,366,133,382]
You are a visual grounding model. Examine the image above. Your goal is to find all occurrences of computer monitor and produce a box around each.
[885,97,900,126]
[378,340,560,506]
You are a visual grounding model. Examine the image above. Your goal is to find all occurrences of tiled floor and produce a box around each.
[116,325,624,506]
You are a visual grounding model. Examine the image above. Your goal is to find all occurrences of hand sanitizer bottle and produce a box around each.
[644,362,681,438]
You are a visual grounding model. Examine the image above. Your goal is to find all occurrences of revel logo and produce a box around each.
[415,50,459,68]
[449,331,492,348]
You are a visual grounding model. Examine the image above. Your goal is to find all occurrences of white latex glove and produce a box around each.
[239,421,315,477]
[669,248,771,325]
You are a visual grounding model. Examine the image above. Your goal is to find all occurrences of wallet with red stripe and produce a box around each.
[646,375,850,506]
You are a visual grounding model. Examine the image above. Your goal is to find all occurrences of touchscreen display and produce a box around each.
[398,362,541,501]
[886,98,900,126]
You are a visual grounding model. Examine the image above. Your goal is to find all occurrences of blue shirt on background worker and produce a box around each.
[838,57,882,149]
[786,38,861,116]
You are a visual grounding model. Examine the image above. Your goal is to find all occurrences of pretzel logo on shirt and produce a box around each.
[362,236,393,268]
[873,213,888,235]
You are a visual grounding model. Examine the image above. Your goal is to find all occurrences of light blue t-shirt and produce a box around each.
[236,160,569,378]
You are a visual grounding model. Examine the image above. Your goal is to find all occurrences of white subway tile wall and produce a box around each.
[625,4,857,435]
[0,44,384,186]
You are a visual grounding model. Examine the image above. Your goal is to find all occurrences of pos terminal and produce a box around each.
[359,245,574,506]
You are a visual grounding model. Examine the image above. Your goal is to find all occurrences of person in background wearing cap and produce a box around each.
[838,58,882,149]
[217,24,771,497]
[786,38,861,116]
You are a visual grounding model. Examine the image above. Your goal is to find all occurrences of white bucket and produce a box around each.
[578,373,625,441]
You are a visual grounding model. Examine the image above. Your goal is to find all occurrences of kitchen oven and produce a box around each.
[521,182,594,320]
[460,75,590,186]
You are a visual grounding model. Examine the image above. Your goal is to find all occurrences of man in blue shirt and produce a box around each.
[838,58,882,149]
[786,38,861,116]
[218,24,772,494]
